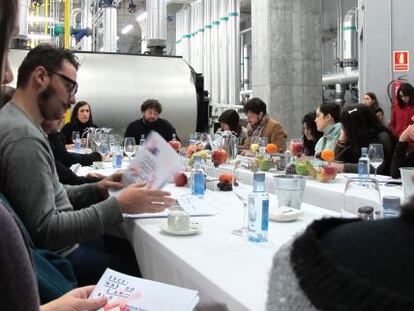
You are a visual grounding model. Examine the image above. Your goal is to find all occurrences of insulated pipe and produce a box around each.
[228,0,240,105]
[81,0,93,51]
[343,10,358,72]
[175,10,182,56]
[218,0,228,105]
[64,0,71,48]
[44,0,48,35]
[211,0,220,104]
[183,7,191,63]
[203,0,212,94]
[147,0,167,54]
[102,7,117,52]
[243,43,250,91]
[322,71,359,86]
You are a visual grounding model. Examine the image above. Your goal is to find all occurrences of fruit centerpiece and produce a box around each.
[168,134,181,153]
[316,149,337,182]
[212,148,228,167]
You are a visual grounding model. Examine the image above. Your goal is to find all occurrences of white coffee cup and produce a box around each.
[167,210,190,232]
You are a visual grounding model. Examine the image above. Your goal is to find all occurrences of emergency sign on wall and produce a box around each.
[393,51,409,72]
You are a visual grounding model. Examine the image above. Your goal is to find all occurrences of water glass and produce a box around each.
[341,177,382,219]
[124,137,136,161]
[368,144,384,177]
[400,167,414,202]
[71,131,80,144]
[273,175,306,210]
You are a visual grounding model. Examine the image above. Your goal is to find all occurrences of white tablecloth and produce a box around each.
[123,184,339,311]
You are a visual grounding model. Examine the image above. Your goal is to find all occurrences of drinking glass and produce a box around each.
[93,130,103,151]
[98,133,110,156]
[71,131,80,145]
[124,137,136,161]
[109,134,120,155]
[341,177,382,219]
[231,167,249,236]
[368,144,384,177]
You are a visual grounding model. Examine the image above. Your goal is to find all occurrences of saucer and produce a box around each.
[269,207,303,222]
[160,223,201,236]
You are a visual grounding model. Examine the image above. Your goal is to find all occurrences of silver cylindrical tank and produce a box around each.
[343,10,358,72]
[9,49,198,141]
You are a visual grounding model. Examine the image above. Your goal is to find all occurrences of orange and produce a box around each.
[265,143,278,154]
[321,149,335,162]
[219,174,234,184]
[186,144,197,158]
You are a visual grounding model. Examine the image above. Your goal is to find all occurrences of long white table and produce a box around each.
[122,184,339,310]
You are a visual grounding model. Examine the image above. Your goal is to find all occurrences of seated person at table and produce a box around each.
[241,97,287,152]
[267,192,414,310]
[217,109,247,146]
[0,44,175,286]
[334,104,395,175]
[314,102,341,155]
[61,101,98,144]
[390,115,414,178]
[42,118,104,185]
[389,83,414,138]
[302,111,323,156]
[124,99,178,142]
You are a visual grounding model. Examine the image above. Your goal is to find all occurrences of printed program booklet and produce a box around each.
[89,268,199,311]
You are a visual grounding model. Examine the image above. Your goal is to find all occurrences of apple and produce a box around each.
[290,141,303,156]
[186,144,197,158]
[169,139,181,152]
[174,172,188,187]
[212,148,228,167]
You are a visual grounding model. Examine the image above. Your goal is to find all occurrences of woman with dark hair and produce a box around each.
[390,114,414,178]
[314,102,342,155]
[217,109,247,146]
[61,101,98,144]
[362,92,380,111]
[389,83,414,138]
[334,104,395,175]
[302,111,323,156]
[0,0,106,310]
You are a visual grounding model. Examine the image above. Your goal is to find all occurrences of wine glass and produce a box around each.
[368,144,384,177]
[231,163,249,236]
[98,133,110,157]
[124,137,136,161]
[341,177,382,219]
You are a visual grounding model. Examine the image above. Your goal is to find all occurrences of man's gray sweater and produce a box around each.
[0,103,123,252]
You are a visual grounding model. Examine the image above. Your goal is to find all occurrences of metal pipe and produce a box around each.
[102,7,117,52]
[147,0,167,54]
[81,0,93,51]
[64,0,71,48]
[322,71,359,86]
[240,27,251,34]
[203,0,211,94]
[211,0,220,104]
[44,0,49,35]
[228,0,240,105]
[218,0,228,104]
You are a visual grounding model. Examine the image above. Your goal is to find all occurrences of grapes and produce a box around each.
[217,182,233,191]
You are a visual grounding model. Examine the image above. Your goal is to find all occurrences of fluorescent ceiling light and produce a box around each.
[136,11,147,22]
[27,16,56,23]
[121,24,133,34]
[28,33,51,40]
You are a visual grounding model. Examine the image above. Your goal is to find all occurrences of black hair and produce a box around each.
[0,0,18,103]
[16,44,79,88]
[341,104,392,149]
[244,97,267,115]
[141,99,162,114]
[397,83,414,108]
[302,111,323,155]
[318,102,341,123]
[70,101,94,126]
[218,109,240,132]
[0,86,15,109]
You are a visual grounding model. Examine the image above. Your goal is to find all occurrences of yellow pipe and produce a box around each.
[36,5,40,46]
[64,0,70,48]
[44,0,48,36]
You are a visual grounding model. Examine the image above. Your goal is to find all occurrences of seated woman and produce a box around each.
[334,104,395,175]
[217,109,247,146]
[267,195,414,310]
[389,83,414,138]
[61,101,98,144]
[302,111,323,156]
[314,102,342,155]
[390,115,414,178]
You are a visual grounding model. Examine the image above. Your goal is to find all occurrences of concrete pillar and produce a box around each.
[252,0,323,139]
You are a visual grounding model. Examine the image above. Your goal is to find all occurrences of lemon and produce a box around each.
[251,143,260,152]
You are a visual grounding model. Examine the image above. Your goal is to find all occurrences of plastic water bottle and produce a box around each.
[140,134,146,146]
[358,147,370,179]
[112,144,123,168]
[74,132,81,153]
[191,155,205,198]
[248,172,269,242]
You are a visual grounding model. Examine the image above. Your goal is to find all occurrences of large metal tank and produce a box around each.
[9,49,198,141]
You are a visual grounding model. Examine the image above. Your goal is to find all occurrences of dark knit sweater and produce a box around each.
[267,214,414,310]
[124,118,178,143]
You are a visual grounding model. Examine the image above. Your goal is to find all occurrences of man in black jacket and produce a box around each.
[124,99,178,142]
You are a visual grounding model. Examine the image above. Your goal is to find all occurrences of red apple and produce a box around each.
[174,172,188,187]
[290,142,303,156]
[212,148,228,167]
[169,140,181,152]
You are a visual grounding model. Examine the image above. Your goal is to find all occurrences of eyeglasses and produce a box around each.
[48,70,78,97]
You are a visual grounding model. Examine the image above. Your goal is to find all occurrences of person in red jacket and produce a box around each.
[389,83,414,138]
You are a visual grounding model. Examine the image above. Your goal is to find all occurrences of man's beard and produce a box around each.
[37,85,67,121]
[144,117,157,123]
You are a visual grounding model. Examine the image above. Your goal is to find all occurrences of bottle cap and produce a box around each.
[361,147,368,153]
[253,172,265,182]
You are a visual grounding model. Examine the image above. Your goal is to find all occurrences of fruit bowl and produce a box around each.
[316,164,337,182]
